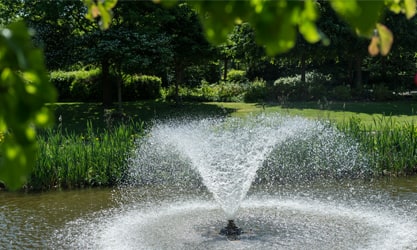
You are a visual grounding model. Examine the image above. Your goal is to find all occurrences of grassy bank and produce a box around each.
[30,121,143,191]
[338,116,417,176]
[50,101,417,131]
[27,100,417,190]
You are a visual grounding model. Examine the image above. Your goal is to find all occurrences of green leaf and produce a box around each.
[299,21,321,43]
[388,1,402,14]
[404,0,416,19]
[103,0,118,9]
[83,0,117,30]
[367,23,394,56]
[97,2,112,30]
[0,22,56,190]
[368,36,380,56]
[377,23,393,55]
[0,137,36,190]
[330,0,384,36]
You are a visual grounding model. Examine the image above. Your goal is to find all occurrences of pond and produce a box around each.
[1,177,417,249]
[3,114,417,249]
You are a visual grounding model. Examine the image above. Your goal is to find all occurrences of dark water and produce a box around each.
[0,188,119,249]
[1,177,417,249]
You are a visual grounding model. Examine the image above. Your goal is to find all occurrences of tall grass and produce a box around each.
[338,116,417,176]
[29,121,143,190]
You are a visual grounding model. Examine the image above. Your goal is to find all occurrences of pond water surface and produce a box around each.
[1,177,417,249]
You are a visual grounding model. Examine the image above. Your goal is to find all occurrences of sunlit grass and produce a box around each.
[213,101,417,128]
[30,100,417,191]
[30,120,143,190]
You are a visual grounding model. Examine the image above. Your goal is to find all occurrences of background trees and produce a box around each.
[1,0,417,189]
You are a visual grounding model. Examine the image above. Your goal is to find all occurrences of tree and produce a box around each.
[230,23,265,78]
[17,0,93,70]
[1,0,416,190]
[162,3,215,103]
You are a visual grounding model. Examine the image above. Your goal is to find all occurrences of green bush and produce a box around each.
[50,69,101,101]
[272,71,334,102]
[49,71,73,100]
[273,75,305,102]
[227,69,248,84]
[123,75,162,101]
[161,80,246,102]
[331,85,351,101]
[184,63,221,86]
[218,81,246,102]
[70,74,101,101]
[372,84,395,101]
[200,81,220,101]
[244,78,268,102]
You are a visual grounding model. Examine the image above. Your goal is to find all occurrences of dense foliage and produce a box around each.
[0,22,57,190]
[1,0,417,189]
[30,121,142,190]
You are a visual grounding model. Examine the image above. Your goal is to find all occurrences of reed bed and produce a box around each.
[337,116,417,176]
[29,121,143,190]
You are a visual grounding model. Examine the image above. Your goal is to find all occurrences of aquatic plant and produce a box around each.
[29,120,143,190]
[338,116,417,176]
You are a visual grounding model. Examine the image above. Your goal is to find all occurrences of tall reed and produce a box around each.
[29,121,143,190]
[337,116,417,176]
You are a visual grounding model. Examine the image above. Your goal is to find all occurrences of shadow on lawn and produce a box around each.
[260,101,417,116]
[49,101,236,133]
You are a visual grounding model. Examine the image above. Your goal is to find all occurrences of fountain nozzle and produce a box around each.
[220,220,242,239]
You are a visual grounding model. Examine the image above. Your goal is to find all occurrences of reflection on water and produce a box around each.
[1,177,417,249]
[0,188,119,249]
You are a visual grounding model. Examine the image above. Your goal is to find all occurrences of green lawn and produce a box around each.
[216,101,417,127]
[32,100,417,189]
[48,100,417,132]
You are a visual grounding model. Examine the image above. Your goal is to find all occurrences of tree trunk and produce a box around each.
[117,78,122,110]
[101,59,113,107]
[354,56,363,89]
[223,56,228,81]
[174,63,184,104]
[301,53,306,83]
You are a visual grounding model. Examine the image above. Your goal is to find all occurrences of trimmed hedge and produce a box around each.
[50,70,162,102]
[122,75,162,101]
[227,69,248,84]
[50,69,101,101]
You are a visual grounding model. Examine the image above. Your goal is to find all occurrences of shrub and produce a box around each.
[331,85,351,101]
[372,84,395,101]
[273,75,304,102]
[227,69,248,84]
[70,73,101,101]
[184,63,221,86]
[218,81,246,102]
[123,75,162,101]
[244,78,268,102]
[200,81,221,101]
[50,69,101,101]
[272,71,334,102]
[50,71,73,100]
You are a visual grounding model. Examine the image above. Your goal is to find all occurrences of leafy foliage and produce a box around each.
[123,75,162,101]
[31,121,142,190]
[50,69,101,101]
[226,69,248,83]
[0,22,57,190]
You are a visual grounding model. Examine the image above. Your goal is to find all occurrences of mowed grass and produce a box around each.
[217,101,417,126]
[29,100,417,190]
[49,100,417,132]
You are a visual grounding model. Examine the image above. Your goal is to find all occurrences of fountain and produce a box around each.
[49,114,417,249]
